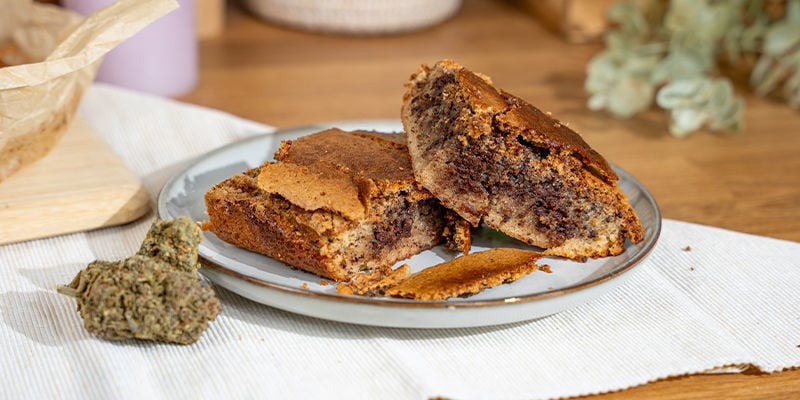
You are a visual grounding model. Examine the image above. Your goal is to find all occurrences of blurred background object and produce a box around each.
[585,0,800,137]
[62,0,198,97]
[0,0,174,242]
[520,0,618,43]
[242,0,463,35]
[1,0,175,184]
[35,0,225,41]
[0,0,84,182]
[196,0,225,40]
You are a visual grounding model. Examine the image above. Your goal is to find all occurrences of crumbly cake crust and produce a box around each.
[384,248,542,300]
[336,264,411,296]
[401,60,644,260]
[203,128,470,281]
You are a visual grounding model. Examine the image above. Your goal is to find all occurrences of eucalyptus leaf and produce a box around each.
[708,98,744,132]
[783,71,800,107]
[669,108,707,137]
[787,0,800,24]
[605,30,638,50]
[585,52,619,93]
[763,23,800,57]
[664,0,735,45]
[722,25,744,64]
[739,16,769,53]
[622,52,662,75]
[584,0,798,135]
[607,1,648,36]
[587,93,608,111]
[656,79,710,108]
[708,79,735,114]
[607,1,638,24]
[585,46,661,117]
[751,55,774,87]
[657,77,743,137]
[781,50,800,69]
[755,61,789,95]
[607,75,655,118]
[744,0,764,20]
[652,50,708,83]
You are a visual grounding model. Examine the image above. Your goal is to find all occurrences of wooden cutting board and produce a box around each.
[0,117,150,245]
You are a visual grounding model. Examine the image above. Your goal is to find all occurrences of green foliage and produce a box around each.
[586,0,800,137]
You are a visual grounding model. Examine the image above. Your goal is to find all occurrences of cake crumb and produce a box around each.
[682,245,692,251]
[385,248,542,300]
[337,264,410,296]
[539,264,552,274]
[300,282,308,289]
[336,284,354,295]
[319,280,329,286]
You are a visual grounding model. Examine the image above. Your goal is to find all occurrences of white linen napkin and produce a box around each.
[1,84,798,400]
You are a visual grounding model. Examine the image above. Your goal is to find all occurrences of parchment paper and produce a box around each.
[0,0,177,182]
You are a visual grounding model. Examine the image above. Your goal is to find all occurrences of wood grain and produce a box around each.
[0,118,150,244]
[178,1,800,398]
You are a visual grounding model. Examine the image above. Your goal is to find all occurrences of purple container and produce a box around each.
[63,0,198,97]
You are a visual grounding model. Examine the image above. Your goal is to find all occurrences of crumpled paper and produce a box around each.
[0,0,177,182]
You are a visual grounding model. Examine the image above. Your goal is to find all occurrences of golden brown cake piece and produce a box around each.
[384,248,542,300]
[203,128,470,281]
[401,59,644,260]
[336,264,411,296]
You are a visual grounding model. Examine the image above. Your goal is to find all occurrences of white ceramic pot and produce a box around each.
[243,0,463,35]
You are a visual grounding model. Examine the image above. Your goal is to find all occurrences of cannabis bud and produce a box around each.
[58,217,220,345]
[137,216,203,273]
[57,256,220,345]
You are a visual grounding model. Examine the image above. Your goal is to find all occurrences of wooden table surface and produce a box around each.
[180,1,800,398]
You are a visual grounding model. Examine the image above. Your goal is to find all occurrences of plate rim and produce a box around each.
[157,119,662,313]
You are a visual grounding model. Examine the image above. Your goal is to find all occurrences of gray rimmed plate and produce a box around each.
[157,120,661,329]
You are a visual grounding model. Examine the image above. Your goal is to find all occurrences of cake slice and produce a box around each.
[401,60,644,260]
[384,248,543,300]
[203,128,471,281]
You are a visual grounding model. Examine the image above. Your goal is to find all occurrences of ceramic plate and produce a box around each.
[158,120,661,329]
